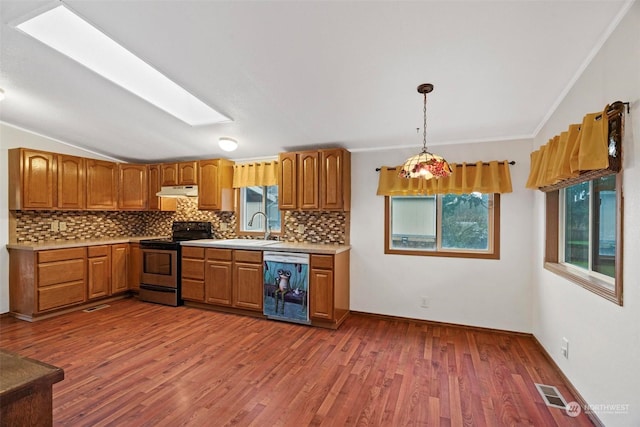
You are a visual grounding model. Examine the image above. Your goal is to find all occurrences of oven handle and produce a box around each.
[140,284,177,293]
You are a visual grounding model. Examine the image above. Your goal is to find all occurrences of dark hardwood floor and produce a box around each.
[0,299,593,426]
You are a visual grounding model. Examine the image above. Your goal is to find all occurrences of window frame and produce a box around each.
[384,193,500,259]
[544,173,624,305]
[235,186,282,238]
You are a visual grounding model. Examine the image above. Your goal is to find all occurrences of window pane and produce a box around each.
[593,175,616,278]
[564,181,590,270]
[390,196,436,250]
[441,193,489,250]
[265,185,281,232]
[242,186,265,232]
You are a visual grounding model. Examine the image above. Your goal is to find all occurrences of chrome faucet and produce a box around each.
[248,211,271,240]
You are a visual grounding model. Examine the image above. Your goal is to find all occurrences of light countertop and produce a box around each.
[180,239,350,254]
[6,236,168,251]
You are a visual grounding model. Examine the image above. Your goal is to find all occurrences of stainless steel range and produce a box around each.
[139,221,212,306]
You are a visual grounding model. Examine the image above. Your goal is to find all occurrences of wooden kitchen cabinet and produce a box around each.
[111,244,129,294]
[8,148,56,210]
[233,250,263,312]
[197,159,234,211]
[86,159,118,210]
[148,164,176,212]
[128,243,141,291]
[161,161,198,186]
[87,246,111,299]
[118,164,148,210]
[57,154,85,210]
[309,251,350,327]
[205,249,233,306]
[278,148,350,211]
[9,247,87,320]
[181,246,206,302]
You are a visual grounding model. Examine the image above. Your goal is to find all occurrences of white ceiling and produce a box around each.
[0,0,632,163]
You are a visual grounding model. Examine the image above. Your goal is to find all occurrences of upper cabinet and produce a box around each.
[57,155,85,210]
[148,164,176,212]
[9,149,56,210]
[118,164,148,210]
[278,148,350,211]
[198,159,234,211]
[86,159,118,210]
[161,161,198,186]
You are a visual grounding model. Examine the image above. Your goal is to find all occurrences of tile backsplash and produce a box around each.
[12,198,349,245]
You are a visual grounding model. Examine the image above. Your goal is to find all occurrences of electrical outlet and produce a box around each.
[50,220,59,232]
[561,337,569,359]
[420,296,429,308]
[59,221,67,231]
[297,224,305,234]
[219,222,228,231]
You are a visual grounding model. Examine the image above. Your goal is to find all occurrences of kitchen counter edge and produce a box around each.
[6,236,168,251]
[180,240,350,254]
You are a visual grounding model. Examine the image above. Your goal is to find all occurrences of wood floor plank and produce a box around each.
[0,299,594,426]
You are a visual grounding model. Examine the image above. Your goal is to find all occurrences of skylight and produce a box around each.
[16,5,230,126]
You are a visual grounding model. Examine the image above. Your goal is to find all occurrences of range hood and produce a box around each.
[156,185,198,198]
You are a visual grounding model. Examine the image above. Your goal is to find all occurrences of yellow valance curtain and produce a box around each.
[526,104,614,190]
[232,161,279,188]
[376,161,513,196]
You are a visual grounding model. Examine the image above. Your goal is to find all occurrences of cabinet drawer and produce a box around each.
[311,254,333,269]
[88,245,110,258]
[38,248,85,263]
[182,258,205,280]
[38,281,85,311]
[38,258,85,287]
[206,248,232,261]
[182,246,205,259]
[234,250,262,263]
[182,279,205,302]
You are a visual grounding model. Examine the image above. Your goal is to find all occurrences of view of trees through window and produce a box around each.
[441,193,489,250]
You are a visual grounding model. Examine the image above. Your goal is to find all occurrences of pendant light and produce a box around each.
[399,84,452,179]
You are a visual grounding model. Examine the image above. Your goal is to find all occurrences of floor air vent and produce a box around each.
[535,383,568,409]
[83,304,110,313]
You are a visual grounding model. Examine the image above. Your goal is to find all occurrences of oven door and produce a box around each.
[141,248,178,288]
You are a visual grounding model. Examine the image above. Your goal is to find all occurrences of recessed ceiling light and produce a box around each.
[16,5,231,126]
[218,137,238,152]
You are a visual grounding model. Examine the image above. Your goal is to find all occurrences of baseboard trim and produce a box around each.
[349,310,531,336]
[531,336,604,427]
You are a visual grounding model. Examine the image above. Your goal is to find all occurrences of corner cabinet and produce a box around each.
[278,148,350,211]
[197,159,234,211]
[86,159,118,210]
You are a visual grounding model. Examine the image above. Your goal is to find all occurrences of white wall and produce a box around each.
[0,123,117,313]
[350,138,534,333]
[532,2,640,426]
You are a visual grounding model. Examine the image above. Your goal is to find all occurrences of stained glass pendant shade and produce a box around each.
[399,84,453,179]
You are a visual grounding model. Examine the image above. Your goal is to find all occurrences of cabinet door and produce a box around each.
[182,248,205,302]
[119,164,148,210]
[278,152,297,210]
[320,149,350,211]
[310,267,334,320]
[178,161,198,185]
[160,163,179,186]
[86,160,118,210]
[205,260,232,306]
[233,262,263,311]
[198,159,221,210]
[57,155,85,210]
[111,244,129,294]
[22,150,56,209]
[149,165,176,212]
[298,151,319,210]
[128,243,141,291]
[88,255,111,299]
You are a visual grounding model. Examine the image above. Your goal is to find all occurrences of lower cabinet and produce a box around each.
[232,250,263,312]
[309,251,350,327]
[181,246,206,301]
[128,242,141,291]
[9,244,131,321]
[205,249,233,306]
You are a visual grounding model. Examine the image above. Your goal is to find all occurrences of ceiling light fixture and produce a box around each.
[218,137,238,152]
[16,5,230,126]
[399,84,452,179]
